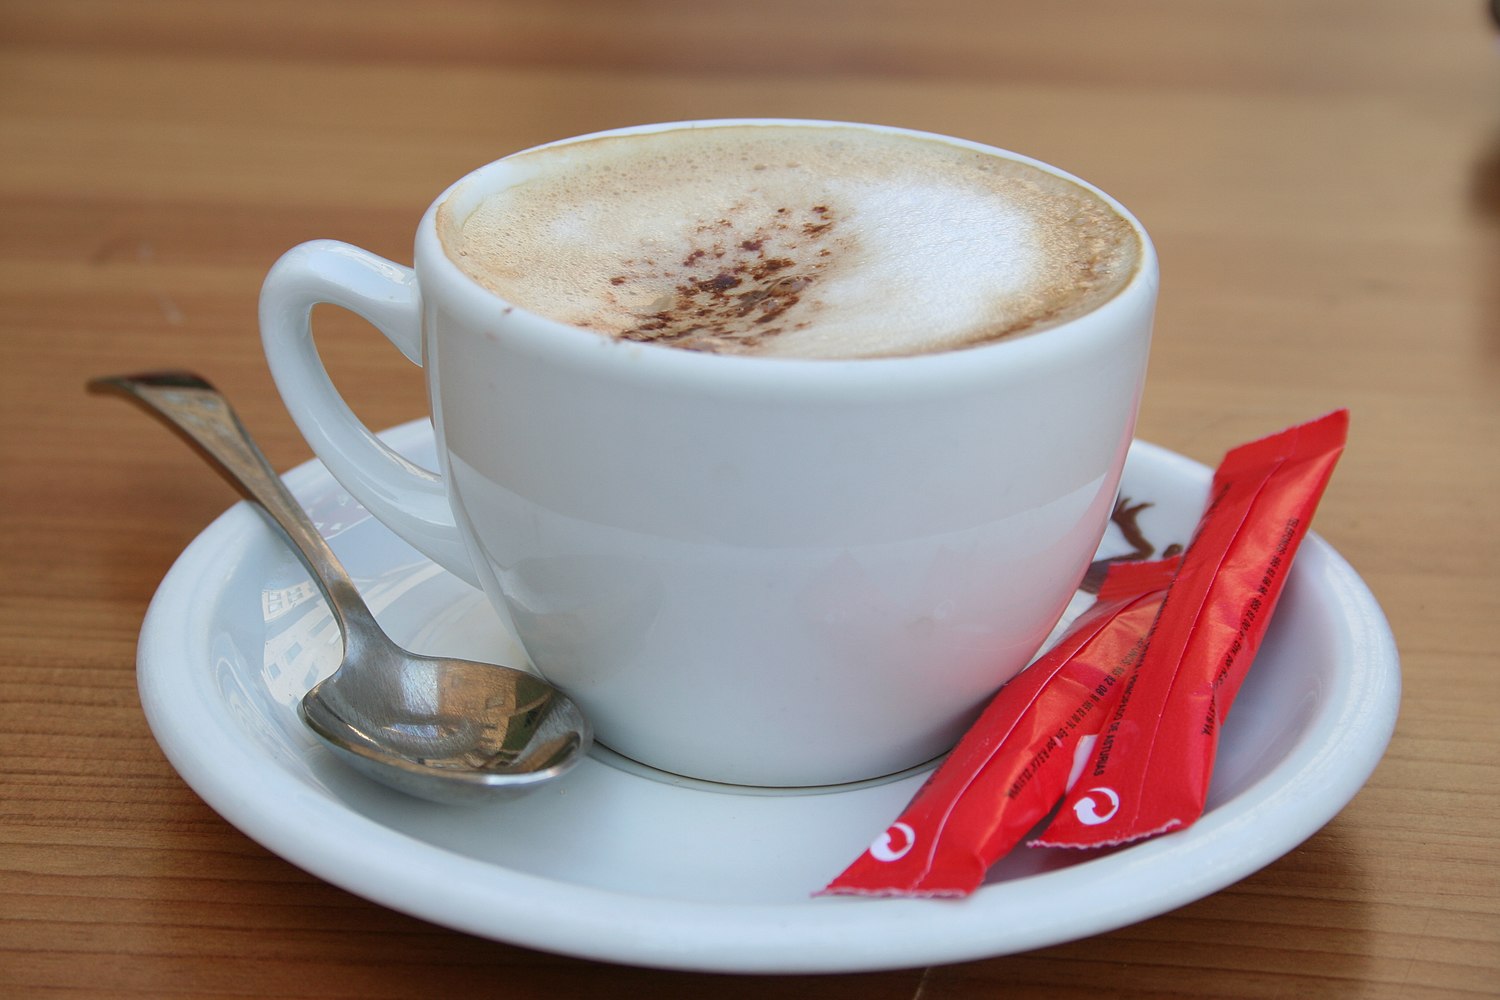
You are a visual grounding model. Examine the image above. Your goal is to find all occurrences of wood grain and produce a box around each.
[3,1,1496,995]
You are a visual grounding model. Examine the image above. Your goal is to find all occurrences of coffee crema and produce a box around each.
[438,125,1141,360]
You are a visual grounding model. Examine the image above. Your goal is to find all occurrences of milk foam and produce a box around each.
[439,125,1140,360]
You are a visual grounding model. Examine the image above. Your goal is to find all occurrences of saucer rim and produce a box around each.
[136,420,1401,973]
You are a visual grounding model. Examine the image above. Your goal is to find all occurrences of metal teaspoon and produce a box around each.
[91,371,591,804]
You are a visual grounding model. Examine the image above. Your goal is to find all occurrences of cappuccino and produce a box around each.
[438,124,1140,360]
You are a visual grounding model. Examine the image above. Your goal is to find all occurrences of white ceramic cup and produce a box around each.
[259,119,1158,787]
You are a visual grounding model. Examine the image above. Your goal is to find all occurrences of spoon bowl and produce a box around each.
[300,637,589,803]
[90,371,591,804]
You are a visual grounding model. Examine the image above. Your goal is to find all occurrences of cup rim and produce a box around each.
[412,118,1158,390]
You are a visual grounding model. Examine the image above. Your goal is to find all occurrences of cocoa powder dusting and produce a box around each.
[613,203,836,353]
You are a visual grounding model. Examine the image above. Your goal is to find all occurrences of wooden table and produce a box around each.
[3,1,1496,995]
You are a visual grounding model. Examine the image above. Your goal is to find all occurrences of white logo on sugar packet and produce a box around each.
[1072,786,1121,825]
[869,822,917,862]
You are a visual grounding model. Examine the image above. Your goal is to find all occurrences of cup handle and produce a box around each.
[259,239,480,588]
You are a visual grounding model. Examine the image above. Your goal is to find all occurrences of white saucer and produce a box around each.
[136,421,1400,974]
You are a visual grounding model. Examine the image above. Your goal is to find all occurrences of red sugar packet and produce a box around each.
[818,557,1178,898]
[1034,409,1349,850]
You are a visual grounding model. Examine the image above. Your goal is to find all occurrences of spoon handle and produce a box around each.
[88,371,378,638]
